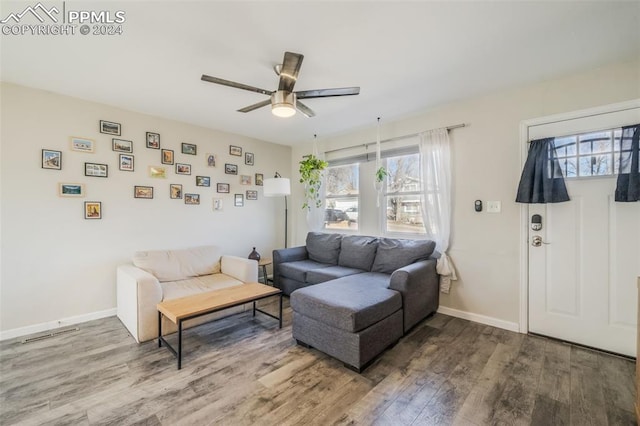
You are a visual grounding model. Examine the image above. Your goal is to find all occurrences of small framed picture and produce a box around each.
[112,138,133,153]
[148,166,167,178]
[196,176,210,187]
[42,149,62,170]
[134,186,154,199]
[119,154,134,171]
[58,183,85,197]
[161,149,174,165]
[246,190,258,200]
[245,152,254,166]
[234,194,244,207]
[182,143,197,155]
[100,120,121,136]
[70,136,95,153]
[85,162,108,177]
[255,173,264,186]
[170,184,182,199]
[146,132,160,149]
[225,163,238,175]
[84,201,102,219]
[217,183,230,193]
[240,175,251,185]
[206,153,216,167]
[213,198,223,211]
[176,163,191,175]
[229,145,242,156]
[185,193,200,205]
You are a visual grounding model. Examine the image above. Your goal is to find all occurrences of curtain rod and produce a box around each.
[323,123,466,155]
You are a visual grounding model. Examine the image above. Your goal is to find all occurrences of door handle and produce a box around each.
[531,236,550,247]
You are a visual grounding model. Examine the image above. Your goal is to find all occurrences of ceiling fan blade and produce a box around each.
[278,52,304,93]
[296,87,360,99]
[237,99,272,113]
[201,74,272,96]
[296,101,316,118]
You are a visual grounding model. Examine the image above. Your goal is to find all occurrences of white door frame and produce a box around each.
[518,98,640,334]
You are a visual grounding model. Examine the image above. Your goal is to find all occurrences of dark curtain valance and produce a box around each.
[615,124,640,202]
[516,137,570,204]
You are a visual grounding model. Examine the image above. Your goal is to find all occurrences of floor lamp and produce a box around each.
[263,173,291,248]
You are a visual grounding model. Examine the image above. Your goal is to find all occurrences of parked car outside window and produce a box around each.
[324,208,349,223]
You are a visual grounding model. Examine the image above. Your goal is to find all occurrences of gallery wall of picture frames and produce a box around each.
[43,119,266,219]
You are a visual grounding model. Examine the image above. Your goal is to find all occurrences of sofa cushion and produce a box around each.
[305,266,364,285]
[371,238,436,274]
[338,235,378,271]
[279,259,332,283]
[133,246,222,282]
[290,276,401,333]
[160,273,243,301]
[306,232,342,265]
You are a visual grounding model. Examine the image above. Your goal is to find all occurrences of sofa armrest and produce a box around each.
[273,246,308,263]
[272,246,308,290]
[116,264,163,343]
[389,259,439,333]
[221,255,258,283]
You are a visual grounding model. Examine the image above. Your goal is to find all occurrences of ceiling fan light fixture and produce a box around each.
[271,91,296,118]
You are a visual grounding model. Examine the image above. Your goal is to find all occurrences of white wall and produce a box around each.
[291,59,640,329]
[0,83,291,336]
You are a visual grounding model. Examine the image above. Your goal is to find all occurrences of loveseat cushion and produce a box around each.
[306,232,342,265]
[371,238,436,274]
[290,276,401,333]
[279,259,332,283]
[133,246,222,282]
[160,273,243,301]
[338,235,378,271]
[305,265,364,285]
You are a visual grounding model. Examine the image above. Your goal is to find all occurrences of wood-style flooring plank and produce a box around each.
[0,306,635,426]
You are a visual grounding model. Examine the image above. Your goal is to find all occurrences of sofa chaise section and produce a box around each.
[277,232,440,371]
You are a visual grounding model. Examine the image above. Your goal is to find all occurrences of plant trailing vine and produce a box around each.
[299,154,328,210]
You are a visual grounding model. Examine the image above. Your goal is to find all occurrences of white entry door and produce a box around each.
[527,104,640,357]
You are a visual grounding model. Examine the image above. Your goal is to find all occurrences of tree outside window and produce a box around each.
[324,163,359,230]
[384,153,426,235]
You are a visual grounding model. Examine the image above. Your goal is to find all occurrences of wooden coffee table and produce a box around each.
[157,282,282,369]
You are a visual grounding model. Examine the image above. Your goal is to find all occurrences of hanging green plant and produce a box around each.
[375,166,388,183]
[299,154,328,210]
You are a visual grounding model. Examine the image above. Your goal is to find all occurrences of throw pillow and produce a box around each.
[338,235,379,271]
[306,232,342,265]
[371,238,436,274]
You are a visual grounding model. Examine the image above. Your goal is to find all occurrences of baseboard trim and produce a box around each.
[0,308,117,341]
[437,306,520,333]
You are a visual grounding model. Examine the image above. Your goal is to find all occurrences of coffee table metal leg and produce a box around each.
[178,320,182,370]
[158,311,162,347]
[252,301,256,317]
[279,294,283,328]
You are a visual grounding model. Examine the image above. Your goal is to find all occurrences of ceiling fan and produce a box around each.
[201,51,360,118]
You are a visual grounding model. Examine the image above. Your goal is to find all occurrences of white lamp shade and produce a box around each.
[263,177,291,197]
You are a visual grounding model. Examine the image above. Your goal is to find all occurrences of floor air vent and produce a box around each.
[21,327,79,344]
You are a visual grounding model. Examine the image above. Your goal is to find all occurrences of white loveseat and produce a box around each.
[117,245,258,343]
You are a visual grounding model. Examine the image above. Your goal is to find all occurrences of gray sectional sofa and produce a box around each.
[273,232,440,372]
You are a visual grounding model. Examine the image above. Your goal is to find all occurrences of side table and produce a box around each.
[258,258,272,285]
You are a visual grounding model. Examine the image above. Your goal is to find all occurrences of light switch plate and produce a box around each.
[487,201,501,213]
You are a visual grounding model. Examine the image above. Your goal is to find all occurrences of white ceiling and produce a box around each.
[2,1,639,146]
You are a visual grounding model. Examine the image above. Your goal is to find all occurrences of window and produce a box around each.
[324,163,359,230]
[554,128,624,178]
[384,153,426,235]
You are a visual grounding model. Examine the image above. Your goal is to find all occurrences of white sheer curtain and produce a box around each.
[419,128,457,293]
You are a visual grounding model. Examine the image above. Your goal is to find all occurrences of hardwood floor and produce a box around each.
[1,298,636,425]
